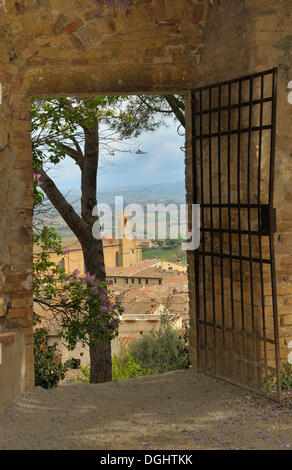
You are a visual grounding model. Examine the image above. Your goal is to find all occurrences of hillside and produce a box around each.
[34,181,187,240]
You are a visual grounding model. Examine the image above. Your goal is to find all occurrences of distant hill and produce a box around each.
[59,181,186,207]
[34,181,187,237]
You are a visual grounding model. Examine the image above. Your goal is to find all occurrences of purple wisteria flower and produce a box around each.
[85,273,97,284]
[91,286,99,295]
[33,172,43,187]
[96,0,131,10]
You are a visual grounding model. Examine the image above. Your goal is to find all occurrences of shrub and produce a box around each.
[130,314,190,375]
[281,362,292,390]
[112,353,150,380]
[34,327,73,389]
[261,362,292,393]
[77,353,150,382]
[77,364,90,383]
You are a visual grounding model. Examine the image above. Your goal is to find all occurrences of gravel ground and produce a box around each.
[0,369,291,450]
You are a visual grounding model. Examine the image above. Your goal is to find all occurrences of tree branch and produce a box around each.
[37,168,89,242]
[162,95,185,127]
[137,96,172,115]
[81,121,99,224]
[57,142,84,169]
[72,137,83,156]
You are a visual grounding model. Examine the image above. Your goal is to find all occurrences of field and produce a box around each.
[142,245,187,266]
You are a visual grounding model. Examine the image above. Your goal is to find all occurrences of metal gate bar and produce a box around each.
[192,68,281,400]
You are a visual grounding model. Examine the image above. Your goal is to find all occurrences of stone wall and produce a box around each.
[186,0,252,368]
[250,1,292,366]
[0,330,25,409]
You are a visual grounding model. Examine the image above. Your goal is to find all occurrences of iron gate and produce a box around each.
[192,68,281,400]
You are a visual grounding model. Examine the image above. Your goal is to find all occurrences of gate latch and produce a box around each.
[260,205,277,234]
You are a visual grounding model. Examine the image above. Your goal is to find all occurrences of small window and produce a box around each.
[132,278,135,284]
[72,358,81,370]
[114,278,117,283]
[126,278,128,284]
[138,278,141,284]
[146,279,149,285]
[159,280,162,285]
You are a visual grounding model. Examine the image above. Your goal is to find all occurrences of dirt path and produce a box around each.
[0,369,291,450]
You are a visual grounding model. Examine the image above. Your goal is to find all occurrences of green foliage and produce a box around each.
[77,353,150,382]
[75,316,190,383]
[77,364,90,383]
[112,95,185,139]
[33,225,65,300]
[281,362,292,390]
[142,246,187,266]
[130,314,190,375]
[112,353,150,380]
[261,362,292,393]
[34,327,72,389]
[31,96,133,169]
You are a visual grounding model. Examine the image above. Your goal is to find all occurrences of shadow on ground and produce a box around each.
[0,369,291,450]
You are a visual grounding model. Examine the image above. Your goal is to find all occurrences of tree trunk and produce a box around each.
[82,234,112,383]
[89,338,112,383]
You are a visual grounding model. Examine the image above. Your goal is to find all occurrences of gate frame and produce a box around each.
[191,68,282,401]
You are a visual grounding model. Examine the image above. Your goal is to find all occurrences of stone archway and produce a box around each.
[0,0,292,408]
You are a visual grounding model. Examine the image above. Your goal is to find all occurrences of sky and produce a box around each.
[45,117,185,192]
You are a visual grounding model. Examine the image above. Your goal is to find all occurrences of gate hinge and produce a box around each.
[260,205,277,234]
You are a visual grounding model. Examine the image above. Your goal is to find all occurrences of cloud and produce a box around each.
[46,118,185,191]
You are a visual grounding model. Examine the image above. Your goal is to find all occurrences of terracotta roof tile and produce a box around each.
[106,259,161,277]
